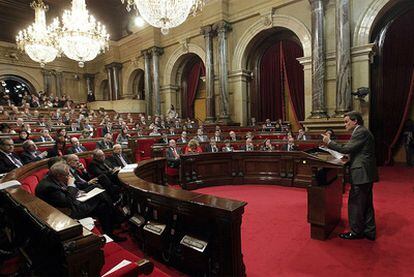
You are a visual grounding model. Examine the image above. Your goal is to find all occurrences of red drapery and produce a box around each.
[281,40,305,122]
[258,40,304,123]
[185,61,205,119]
[371,10,414,164]
[259,42,284,121]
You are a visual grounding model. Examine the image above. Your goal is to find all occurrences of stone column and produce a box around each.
[309,0,328,118]
[142,50,153,115]
[214,20,232,124]
[201,25,216,123]
[111,63,123,100]
[334,0,352,116]
[105,65,114,101]
[41,69,51,95]
[151,47,164,116]
[84,73,95,95]
[55,71,63,97]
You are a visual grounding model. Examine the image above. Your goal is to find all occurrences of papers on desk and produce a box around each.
[103,234,113,243]
[76,188,105,202]
[78,217,95,231]
[101,259,132,277]
[119,163,138,173]
[0,180,21,190]
[319,146,344,159]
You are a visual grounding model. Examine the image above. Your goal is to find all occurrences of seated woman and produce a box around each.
[15,130,30,144]
[47,135,66,158]
[184,139,203,154]
[260,139,274,151]
[116,128,130,147]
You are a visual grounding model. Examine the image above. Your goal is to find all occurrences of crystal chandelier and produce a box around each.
[122,0,205,35]
[59,0,109,67]
[16,0,60,68]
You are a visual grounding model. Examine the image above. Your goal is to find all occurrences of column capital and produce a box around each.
[200,24,215,37]
[141,49,152,58]
[150,46,164,56]
[105,62,123,69]
[213,20,232,34]
[84,73,95,79]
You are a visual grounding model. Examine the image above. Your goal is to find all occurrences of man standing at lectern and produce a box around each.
[322,111,378,241]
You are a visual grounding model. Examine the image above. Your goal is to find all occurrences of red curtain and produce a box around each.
[185,61,205,119]
[258,40,304,122]
[259,42,284,121]
[281,40,305,122]
[371,9,414,164]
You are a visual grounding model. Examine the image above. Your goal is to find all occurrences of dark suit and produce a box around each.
[281,144,297,151]
[102,126,112,136]
[35,136,54,143]
[96,140,113,150]
[328,125,378,237]
[20,150,44,164]
[108,153,131,168]
[0,151,23,174]
[166,147,182,168]
[205,144,220,153]
[35,174,116,234]
[88,158,115,177]
[66,145,87,154]
[88,158,123,201]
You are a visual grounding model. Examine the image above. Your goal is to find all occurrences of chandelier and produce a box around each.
[122,0,205,35]
[16,1,60,68]
[60,0,109,67]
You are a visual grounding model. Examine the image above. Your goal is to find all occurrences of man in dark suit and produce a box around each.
[20,140,48,164]
[0,138,23,174]
[96,133,114,150]
[205,138,220,153]
[102,122,113,136]
[66,137,87,154]
[108,144,131,168]
[35,162,125,241]
[281,137,297,151]
[88,149,119,178]
[241,138,254,151]
[165,139,182,168]
[322,111,378,241]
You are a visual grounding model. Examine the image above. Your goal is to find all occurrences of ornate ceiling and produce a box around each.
[0,0,132,43]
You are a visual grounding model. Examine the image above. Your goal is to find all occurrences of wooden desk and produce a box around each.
[118,152,344,276]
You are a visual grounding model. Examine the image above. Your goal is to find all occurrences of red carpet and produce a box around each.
[196,166,414,276]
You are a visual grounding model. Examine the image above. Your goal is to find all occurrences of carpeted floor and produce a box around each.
[195,166,414,276]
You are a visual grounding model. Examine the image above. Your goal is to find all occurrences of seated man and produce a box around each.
[195,128,208,142]
[35,129,55,143]
[205,138,220,153]
[149,127,161,136]
[108,144,131,168]
[0,137,23,174]
[282,136,297,151]
[166,139,182,168]
[222,140,234,152]
[229,131,238,142]
[296,128,307,141]
[96,133,114,150]
[177,131,188,144]
[88,149,119,178]
[35,162,125,242]
[260,139,274,151]
[242,138,255,151]
[66,137,87,154]
[159,133,169,144]
[20,140,48,164]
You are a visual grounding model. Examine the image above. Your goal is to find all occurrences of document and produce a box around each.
[101,259,132,277]
[319,146,344,159]
[0,180,21,190]
[78,217,95,231]
[119,163,137,173]
[76,187,105,202]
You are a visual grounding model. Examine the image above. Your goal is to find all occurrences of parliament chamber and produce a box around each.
[1,0,414,276]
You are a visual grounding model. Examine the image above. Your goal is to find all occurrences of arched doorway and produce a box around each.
[370,1,414,165]
[130,69,145,100]
[177,54,205,121]
[0,75,36,106]
[246,28,304,130]
[98,80,109,101]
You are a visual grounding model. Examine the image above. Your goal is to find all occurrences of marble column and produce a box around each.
[201,25,216,123]
[309,0,328,118]
[151,47,164,116]
[41,69,51,95]
[84,73,95,95]
[214,20,232,124]
[105,65,114,101]
[111,63,123,100]
[55,71,63,98]
[334,0,352,116]
[142,50,153,115]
